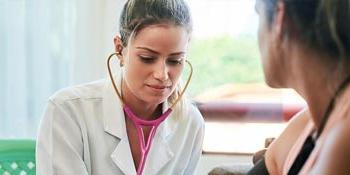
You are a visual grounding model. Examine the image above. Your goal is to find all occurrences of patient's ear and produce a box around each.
[273,1,287,43]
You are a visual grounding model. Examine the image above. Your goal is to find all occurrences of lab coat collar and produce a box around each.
[102,72,176,174]
[103,72,125,139]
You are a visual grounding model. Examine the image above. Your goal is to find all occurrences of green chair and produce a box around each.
[0,140,36,175]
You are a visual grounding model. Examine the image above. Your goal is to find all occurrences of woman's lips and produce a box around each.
[146,84,171,92]
[148,85,167,89]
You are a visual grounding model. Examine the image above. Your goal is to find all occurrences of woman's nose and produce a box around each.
[153,62,169,81]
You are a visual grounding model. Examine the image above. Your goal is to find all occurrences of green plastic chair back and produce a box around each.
[0,140,36,175]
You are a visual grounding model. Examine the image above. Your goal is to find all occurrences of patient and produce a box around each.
[248,0,350,174]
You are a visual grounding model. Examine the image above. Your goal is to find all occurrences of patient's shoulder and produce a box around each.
[265,108,310,174]
[310,110,350,174]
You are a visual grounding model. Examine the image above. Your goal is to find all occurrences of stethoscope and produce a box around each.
[107,52,193,175]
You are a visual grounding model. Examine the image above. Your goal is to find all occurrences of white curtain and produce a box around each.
[0,0,122,138]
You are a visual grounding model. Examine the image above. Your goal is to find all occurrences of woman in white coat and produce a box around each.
[36,0,205,174]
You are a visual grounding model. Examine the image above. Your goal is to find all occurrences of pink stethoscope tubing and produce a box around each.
[124,106,172,175]
[107,52,193,175]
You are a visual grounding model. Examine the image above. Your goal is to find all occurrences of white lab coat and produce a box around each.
[36,75,205,175]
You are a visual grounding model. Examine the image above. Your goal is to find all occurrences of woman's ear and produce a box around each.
[272,1,294,41]
[113,36,125,67]
[273,1,286,42]
[271,1,289,49]
[114,36,124,55]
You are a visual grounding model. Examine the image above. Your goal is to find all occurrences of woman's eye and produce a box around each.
[139,56,155,63]
[167,58,183,65]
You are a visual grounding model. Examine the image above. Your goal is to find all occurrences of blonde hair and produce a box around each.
[119,0,192,46]
[167,79,191,121]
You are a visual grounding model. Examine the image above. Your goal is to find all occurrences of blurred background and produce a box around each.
[0,0,305,174]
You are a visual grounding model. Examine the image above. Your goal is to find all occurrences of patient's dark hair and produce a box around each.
[260,0,350,60]
[119,0,192,46]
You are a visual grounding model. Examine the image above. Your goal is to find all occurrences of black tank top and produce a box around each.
[287,134,315,175]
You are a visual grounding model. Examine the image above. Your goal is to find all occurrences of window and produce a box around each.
[186,0,305,154]
[0,0,119,138]
[0,0,74,138]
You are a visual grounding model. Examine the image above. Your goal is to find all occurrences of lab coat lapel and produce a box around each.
[102,73,124,139]
[103,72,137,175]
[111,138,137,175]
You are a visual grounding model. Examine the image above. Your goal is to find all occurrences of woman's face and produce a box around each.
[117,24,189,105]
[256,1,286,88]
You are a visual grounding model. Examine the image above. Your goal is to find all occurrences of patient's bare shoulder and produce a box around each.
[265,108,310,174]
[310,113,350,174]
